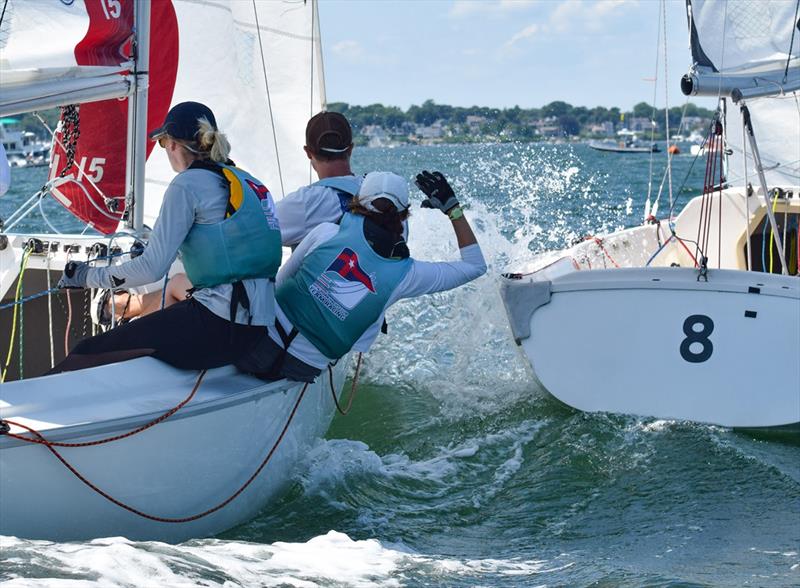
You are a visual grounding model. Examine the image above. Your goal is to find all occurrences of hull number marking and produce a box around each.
[680,314,714,363]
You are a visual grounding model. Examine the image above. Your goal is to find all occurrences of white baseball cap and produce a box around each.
[357,171,410,213]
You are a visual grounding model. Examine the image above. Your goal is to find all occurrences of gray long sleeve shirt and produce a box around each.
[86,168,275,326]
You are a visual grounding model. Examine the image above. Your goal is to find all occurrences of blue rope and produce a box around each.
[0,249,139,311]
[646,235,673,267]
[0,288,60,310]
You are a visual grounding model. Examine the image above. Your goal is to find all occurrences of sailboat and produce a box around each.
[0,0,349,542]
[500,0,800,429]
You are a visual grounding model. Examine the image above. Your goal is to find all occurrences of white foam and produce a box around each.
[1,531,568,587]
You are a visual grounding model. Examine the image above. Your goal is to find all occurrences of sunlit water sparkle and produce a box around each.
[1,143,798,587]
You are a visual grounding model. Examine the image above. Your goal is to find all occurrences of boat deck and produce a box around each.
[0,358,286,440]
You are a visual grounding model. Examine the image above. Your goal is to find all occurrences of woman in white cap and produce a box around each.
[52,101,282,372]
[236,170,487,382]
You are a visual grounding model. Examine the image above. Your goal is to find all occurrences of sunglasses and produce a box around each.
[157,136,169,148]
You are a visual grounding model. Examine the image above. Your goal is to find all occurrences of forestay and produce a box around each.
[143,0,326,228]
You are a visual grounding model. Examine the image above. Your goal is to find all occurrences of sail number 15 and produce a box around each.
[680,314,714,363]
[99,0,122,20]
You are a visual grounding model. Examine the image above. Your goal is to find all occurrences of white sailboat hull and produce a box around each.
[502,267,799,428]
[500,185,800,428]
[0,357,345,542]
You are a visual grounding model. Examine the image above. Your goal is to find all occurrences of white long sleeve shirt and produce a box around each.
[86,168,275,326]
[270,221,487,368]
[275,176,358,247]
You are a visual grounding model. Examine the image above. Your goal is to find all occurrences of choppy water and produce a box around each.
[2,144,798,587]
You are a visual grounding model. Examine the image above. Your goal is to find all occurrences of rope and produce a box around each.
[0,376,310,524]
[64,289,72,357]
[4,370,207,447]
[590,237,620,268]
[251,0,285,198]
[769,191,779,273]
[1,248,32,383]
[46,258,55,368]
[328,353,362,416]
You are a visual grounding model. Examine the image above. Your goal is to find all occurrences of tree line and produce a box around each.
[328,99,716,139]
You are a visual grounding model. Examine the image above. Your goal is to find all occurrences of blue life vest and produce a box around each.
[179,163,282,289]
[313,175,363,213]
[276,213,412,359]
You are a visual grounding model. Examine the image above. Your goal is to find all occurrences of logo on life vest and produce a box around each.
[246,179,280,231]
[309,248,376,320]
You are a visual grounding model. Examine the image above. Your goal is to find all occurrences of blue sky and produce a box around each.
[319,0,711,111]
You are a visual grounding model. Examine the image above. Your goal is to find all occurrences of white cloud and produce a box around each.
[449,0,537,18]
[551,0,638,33]
[332,40,363,60]
[504,23,541,49]
[501,0,638,51]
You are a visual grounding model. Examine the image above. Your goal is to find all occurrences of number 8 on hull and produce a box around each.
[500,0,800,429]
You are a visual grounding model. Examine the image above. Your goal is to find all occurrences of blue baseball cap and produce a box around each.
[149,101,217,142]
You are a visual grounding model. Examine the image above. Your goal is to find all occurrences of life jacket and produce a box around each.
[275,213,412,360]
[312,175,363,213]
[179,161,282,289]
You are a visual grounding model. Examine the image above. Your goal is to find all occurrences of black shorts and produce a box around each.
[68,298,264,371]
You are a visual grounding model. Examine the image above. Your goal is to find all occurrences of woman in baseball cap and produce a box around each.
[236,170,487,383]
[53,101,282,373]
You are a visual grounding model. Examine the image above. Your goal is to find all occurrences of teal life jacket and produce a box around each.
[179,162,282,289]
[275,213,412,359]
[312,175,363,213]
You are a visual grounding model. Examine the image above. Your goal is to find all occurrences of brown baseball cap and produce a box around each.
[306,111,352,154]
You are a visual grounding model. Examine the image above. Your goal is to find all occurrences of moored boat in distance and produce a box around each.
[500,0,800,429]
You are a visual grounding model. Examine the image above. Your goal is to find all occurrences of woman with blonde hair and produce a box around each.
[53,101,282,372]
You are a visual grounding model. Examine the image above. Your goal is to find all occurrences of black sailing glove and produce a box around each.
[415,170,459,214]
[57,261,89,289]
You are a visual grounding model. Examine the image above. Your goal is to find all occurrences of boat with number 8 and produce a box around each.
[0,0,350,542]
[500,0,800,429]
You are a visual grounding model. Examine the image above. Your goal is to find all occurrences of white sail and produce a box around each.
[0,1,132,115]
[725,92,800,187]
[683,0,800,188]
[143,0,325,228]
[686,0,799,76]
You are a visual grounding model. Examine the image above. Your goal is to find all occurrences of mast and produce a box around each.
[125,0,151,232]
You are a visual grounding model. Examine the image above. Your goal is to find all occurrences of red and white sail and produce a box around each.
[1,0,178,234]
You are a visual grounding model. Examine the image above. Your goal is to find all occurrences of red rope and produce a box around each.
[675,235,699,267]
[4,370,207,447]
[1,378,309,523]
[592,237,620,268]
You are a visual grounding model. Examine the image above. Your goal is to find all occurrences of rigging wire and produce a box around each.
[784,0,800,84]
[645,0,663,220]
[252,0,286,199]
[661,0,674,211]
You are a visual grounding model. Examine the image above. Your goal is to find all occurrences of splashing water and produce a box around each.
[3,145,797,587]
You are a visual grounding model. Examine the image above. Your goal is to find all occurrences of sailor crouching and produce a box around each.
[51,101,282,372]
[236,170,487,382]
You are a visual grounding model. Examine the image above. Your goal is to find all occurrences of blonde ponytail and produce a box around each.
[196,116,231,163]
